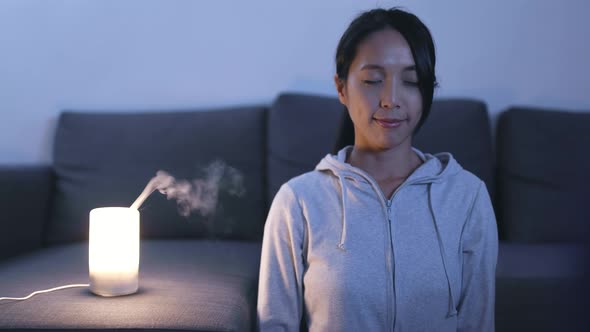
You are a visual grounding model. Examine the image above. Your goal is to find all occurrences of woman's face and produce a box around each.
[335,28,423,151]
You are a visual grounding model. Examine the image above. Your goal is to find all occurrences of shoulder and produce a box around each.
[436,164,491,215]
[266,170,336,232]
[282,169,337,198]
[426,150,485,196]
[454,169,484,189]
[441,158,486,197]
[449,169,495,230]
[270,170,339,216]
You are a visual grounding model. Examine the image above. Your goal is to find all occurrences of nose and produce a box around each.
[380,79,401,109]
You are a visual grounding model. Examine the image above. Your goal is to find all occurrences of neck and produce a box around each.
[347,142,422,183]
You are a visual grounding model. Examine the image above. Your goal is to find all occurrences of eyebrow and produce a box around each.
[360,64,416,71]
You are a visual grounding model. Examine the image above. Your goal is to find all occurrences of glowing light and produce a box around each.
[89,207,139,297]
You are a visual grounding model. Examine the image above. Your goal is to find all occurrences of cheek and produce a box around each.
[412,110,423,127]
[406,86,422,103]
[348,83,379,110]
[404,89,423,127]
[408,88,423,108]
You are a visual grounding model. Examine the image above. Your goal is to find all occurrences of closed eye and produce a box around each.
[363,80,383,85]
[404,81,419,86]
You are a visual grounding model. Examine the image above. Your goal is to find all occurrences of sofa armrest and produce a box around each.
[0,166,53,261]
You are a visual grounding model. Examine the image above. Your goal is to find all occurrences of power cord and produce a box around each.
[0,284,89,302]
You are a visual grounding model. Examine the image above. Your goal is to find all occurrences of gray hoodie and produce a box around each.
[258,147,498,332]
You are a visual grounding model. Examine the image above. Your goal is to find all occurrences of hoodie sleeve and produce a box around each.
[257,184,306,332]
[457,181,499,332]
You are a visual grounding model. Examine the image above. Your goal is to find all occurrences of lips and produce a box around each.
[374,118,406,128]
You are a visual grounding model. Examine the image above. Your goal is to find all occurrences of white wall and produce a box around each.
[1,0,589,164]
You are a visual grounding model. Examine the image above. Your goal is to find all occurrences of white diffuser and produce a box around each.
[89,207,139,297]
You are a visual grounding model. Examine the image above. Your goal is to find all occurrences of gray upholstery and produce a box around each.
[0,240,261,332]
[267,93,344,202]
[496,243,590,331]
[496,108,590,243]
[48,108,267,245]
[496,243,590,278]
[413,99,494,198]
[494,107,590,331]
[0,166,52,261]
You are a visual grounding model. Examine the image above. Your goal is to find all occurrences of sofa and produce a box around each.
[0,92,588,331]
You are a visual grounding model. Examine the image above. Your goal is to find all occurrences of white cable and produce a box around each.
[0,284,89,301]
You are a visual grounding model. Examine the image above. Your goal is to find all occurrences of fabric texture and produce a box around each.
[0,166,52,260]
[267,93,344,202]
[495,243,590,332]
[413,99,494,199]
[496,107,590,243]
[47,108,267,245]
[258,146,498,331]
[0,240,261,331]
[496,243,590,278]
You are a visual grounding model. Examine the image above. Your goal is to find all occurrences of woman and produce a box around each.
[258,8,498,332]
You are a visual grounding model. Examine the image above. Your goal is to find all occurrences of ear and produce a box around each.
[334,75,348,106]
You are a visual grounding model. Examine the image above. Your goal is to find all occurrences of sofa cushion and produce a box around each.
[413,99,494,197]
[0,166,52,260]
[496,242,590,278]
[495,242,590,331]
[267,93,344,201]
[267,94,494,201]
[0,240,262,331]
[48,108,266,245]
[496,108,590,242]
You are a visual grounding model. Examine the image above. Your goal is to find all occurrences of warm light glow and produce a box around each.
[89,207,139,297]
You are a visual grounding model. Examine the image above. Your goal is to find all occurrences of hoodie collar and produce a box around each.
[316,146,462,186]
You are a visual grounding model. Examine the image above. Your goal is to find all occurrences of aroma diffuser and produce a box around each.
[89,207,139,297]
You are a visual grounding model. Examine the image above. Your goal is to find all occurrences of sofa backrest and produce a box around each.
[496,107,590,243]
[267,93,344,202]
[47,94,497,246]
[46,107,267,245]
[413,99,494,197]
[266,93,495,202]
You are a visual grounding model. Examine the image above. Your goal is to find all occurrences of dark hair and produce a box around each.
[333,8,437,152]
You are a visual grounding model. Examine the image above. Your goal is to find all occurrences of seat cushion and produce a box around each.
[0,240,262,331]
[48,108,267,245]
[496,242,590,278]
[495,242,590,332]
[496,107,590,242]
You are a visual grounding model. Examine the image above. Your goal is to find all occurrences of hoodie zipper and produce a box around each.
[333,164,436,330]
[322,150,454,330]
[381,179,429,331]
[385,199,396,331]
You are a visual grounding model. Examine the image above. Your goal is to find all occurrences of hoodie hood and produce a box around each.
[315,145,463,318]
